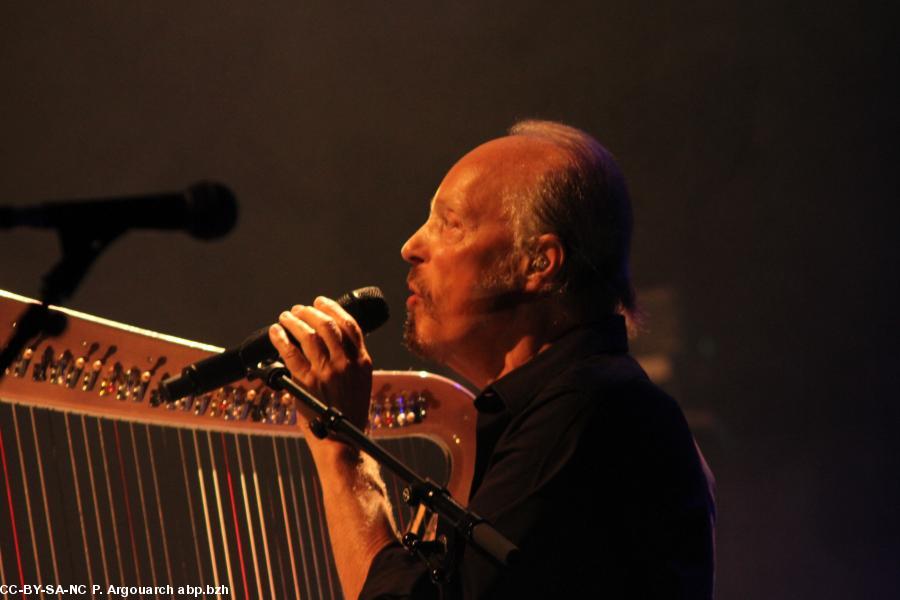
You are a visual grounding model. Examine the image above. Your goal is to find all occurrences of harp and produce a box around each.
[0,290,475,599]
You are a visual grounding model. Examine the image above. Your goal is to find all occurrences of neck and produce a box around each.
[445,301,578,389]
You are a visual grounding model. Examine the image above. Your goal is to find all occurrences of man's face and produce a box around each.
[401,137,555,366]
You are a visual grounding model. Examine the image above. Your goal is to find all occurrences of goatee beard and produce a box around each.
[402,312,431,360]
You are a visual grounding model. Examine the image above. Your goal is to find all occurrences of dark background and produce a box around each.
[1,2,897,597]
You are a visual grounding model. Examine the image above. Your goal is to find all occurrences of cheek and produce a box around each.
[428,259,479,304]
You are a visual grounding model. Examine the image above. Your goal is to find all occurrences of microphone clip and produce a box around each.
[247,359,334,440]
[247,359,291,388]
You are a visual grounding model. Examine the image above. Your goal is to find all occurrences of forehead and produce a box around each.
[432,135,567,220]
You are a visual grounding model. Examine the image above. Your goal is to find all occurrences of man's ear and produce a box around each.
[524,233,565,293]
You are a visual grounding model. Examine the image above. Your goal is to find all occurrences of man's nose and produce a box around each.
[401,225,427,264]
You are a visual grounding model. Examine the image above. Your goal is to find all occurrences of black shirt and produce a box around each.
[360,317,716,599]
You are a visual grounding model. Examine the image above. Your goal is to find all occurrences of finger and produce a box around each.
[313,296,365,353]
[290,304,347,364]
[278,309,329,368]
[268,323,311,374]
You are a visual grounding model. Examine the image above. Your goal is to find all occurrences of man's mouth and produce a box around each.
[406,275,430,310]
[407,274,423,298]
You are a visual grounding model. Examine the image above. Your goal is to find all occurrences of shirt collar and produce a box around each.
[474,315,629,416]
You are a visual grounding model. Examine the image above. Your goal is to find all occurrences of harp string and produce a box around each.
[96,419,124,587]
[81,416,111,588]
[28,407,59,592]
[272,436,302,599]
[11,405,45,600]
[207,431,235,599]
[235,434,265,599]
[39,410,62,600]
[192,429,221,598]
[0,409,26,591]
[144,424,175,598]
[219,432,250,599]
[63,413,94,589]
[282,438,314,599]
[112,421,142,583]
[291,441,322,599]
[177,427,206,586]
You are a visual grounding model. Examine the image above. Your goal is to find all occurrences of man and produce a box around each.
[269,120,716,598]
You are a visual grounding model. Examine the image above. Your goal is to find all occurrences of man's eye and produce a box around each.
[435,214,457,229]
[438,217,463,240]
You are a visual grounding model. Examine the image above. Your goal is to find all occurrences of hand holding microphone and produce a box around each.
[270,296,375,432]
[160,286,388,433]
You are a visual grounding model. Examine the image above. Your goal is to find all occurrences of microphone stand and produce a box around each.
[0,226,122,378]
[250,360,520,582]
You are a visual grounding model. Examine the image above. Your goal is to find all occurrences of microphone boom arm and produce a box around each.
[0,222,124,377]
[0,180,238,379]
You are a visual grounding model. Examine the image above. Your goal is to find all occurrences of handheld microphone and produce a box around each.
[160,287,389,401]
[0,181,238,240]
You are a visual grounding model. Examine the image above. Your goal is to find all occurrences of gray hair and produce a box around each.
[508,120,636,316]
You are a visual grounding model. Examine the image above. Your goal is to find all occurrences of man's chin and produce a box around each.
[403,314,436,361]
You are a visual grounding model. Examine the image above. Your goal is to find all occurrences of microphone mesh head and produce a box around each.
[186,181,239,240]
[336,286,390,333]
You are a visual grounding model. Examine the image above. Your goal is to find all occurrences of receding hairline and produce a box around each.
[433,135,568,221]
